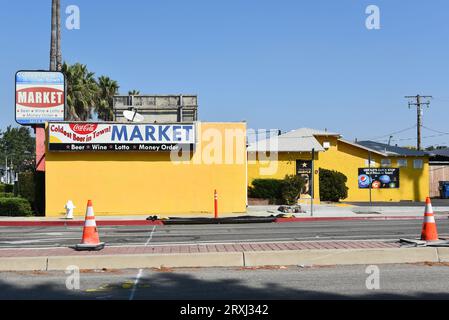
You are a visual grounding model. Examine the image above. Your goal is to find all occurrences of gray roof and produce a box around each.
[281,128,340,138]
[356,141,428,157]
[247,128,325,152]
[428,148,449,158]
[338,139,388,156]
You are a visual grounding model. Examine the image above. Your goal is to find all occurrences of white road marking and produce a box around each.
[129,226,156,301]
[0,240,46,245]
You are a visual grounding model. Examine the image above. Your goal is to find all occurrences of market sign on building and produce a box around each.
[48,123,196,152]
[15,71,66,125]
[358,168,400,189]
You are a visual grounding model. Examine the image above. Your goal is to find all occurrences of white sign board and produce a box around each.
[48,123,196,152]
[15,71,65,125]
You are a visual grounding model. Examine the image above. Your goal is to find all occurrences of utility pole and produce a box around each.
[405,95,432,151]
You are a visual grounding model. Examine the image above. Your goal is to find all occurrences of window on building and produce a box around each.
[397,159,408,168]
[414,159,423,169]
[365,160,376,167]
[381,159,391,167]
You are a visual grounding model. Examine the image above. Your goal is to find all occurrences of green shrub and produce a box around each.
[248,179,285,204]
[281,175,306,205]
[0,198,33,216]
[319,169,349,202]
[0,193,14,198]
[249,176,305,205]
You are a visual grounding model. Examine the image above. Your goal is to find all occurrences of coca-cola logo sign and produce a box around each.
[69,124,98,135]
[16,87,64,108]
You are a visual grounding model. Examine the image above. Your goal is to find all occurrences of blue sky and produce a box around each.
[1,0,448,147]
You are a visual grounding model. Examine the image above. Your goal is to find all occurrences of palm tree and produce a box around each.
[49,0,57,71]
[98,76,120,121]
[49,0,62,71]
[62,63,120,121]
[62,63,100,121]
[128,90,140,96]
[56,0,62,71]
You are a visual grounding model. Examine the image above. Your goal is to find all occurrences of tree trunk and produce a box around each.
[49,0,57,71]
[56,0,62,71]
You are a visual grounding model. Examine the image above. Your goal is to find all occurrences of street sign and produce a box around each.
[15,70,66,125]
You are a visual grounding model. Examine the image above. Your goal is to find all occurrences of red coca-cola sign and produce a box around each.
[69,124,98,135]
[16,87,64,108]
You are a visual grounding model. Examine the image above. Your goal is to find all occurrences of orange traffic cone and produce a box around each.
[421,197,439,242]
[75,200,105,251]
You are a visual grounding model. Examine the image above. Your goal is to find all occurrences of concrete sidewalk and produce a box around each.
[250,204,449,217]
[0,203,447,226]
[0,240,447,271]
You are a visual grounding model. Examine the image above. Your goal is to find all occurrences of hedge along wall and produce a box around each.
[0,197,33,216]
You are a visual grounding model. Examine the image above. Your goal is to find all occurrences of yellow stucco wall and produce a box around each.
[45,122,247,217]
[247,152,320,203]
[248,136,429,202]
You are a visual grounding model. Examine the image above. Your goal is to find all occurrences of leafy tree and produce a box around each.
[0,126,35,173]
[319,169,348,202]
[426,145,448,151]
[128,90,140,96]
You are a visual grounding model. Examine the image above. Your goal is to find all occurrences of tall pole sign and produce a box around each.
[15,71,66,125]
[15,71,66,172]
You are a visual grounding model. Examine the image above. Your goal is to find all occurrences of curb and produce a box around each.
[0,247,447,271]
[0,220,163,227]
[275,216,449,223]
[0,215,447,227]
[244,247,439,266]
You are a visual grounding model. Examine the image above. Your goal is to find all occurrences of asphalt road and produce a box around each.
[0,264,449,300]
[0,220,448,248]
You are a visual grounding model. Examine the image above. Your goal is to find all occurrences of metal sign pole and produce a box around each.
[311,148,315,217]
[368,152,372,207]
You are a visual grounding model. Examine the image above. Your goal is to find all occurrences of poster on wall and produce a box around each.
[358,168,400,189]
[296,160,313,196]
[15,71,65,125]
[48,123,196,152]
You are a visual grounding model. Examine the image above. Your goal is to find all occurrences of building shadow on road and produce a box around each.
[0,269,448,300]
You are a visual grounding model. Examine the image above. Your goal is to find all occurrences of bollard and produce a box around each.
[214,190,218,219]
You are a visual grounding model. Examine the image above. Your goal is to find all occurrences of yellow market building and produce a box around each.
[45,123,430,217]
[45,122,248,217]
[248,128,430,203]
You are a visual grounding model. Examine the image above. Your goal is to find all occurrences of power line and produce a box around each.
[422,125,449,135]
[385,132,449,142]
[364,124,417,141]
